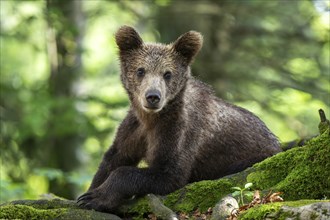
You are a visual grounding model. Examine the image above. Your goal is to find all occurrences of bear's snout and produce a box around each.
[145,89,161,106]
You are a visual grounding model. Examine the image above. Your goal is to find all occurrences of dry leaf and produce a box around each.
[193,209,201,217]
[262,191,283,203]
[226,208,239,220]
[268,192,284,203]
[148,213,157,220]
[179,212,189,220]
[251,190,261,205]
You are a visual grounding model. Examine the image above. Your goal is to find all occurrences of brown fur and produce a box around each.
[78,26,281,213]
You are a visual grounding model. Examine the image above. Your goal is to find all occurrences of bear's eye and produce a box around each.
[163,71,172,80]
[136,68,145,77]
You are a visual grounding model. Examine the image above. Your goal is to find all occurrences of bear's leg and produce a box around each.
[78,165,187,212]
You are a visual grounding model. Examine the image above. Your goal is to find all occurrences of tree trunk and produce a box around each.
[45,0,84,199]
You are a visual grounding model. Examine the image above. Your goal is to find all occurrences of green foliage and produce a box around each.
[33,168,64,181]
[231,182,254,206]
[0,0,136,201]
[0,180,27,204]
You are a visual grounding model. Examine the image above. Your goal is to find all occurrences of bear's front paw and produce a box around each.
[77,188,121,213]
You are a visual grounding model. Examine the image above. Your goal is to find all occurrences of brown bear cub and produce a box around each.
[78,26,281,212]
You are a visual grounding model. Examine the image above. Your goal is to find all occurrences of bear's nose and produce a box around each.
[145,90,161,105]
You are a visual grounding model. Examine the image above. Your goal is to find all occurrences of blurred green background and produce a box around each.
[0,0,329,202]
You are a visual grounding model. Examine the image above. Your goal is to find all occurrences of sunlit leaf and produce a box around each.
[232,191,240,197]
[244,183,253,189]
[231,187,242,191]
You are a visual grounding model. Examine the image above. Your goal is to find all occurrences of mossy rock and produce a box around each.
[238,200,330,220]
[118,167,254,218]
[120,129,329,218]
[2,129,329,219]
[247,129,330,200]
[163,166,254,212]
[0,169,252,219]
[0,199,121,220]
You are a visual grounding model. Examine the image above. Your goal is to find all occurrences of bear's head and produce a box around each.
[115,26,203,114]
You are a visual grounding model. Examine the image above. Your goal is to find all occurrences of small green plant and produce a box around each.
[231,182,254,206]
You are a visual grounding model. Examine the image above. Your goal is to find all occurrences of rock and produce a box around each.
[147,194,178,220]
[278,202,330,220]
[247,129,330,201]
[239,200,330,220]
[211,196,239,220]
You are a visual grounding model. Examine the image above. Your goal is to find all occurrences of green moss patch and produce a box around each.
[164,179,234,212]
[247,129,330,200]
[119,197,151,219]
[119,179,236,218]
[238,200,329,220]
[0,204,64,220]
[0,199,122,220]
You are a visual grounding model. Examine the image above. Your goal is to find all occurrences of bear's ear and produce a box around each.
[172,31,203,63]
[115,26,143,51]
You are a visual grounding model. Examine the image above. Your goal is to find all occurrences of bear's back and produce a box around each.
[183,78,281,181]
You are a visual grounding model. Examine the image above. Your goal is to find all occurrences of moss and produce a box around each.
[119,179,235,218]
[114,166,251,216]
[160,167,254,214]
[164,178,233,212]
[238,200,329,220]
[120,197,151,220]
[9,199,79,210]
[0,204,64,219]
[238,202,283,220]
[247,129,330,200]
[0,199,122,220]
